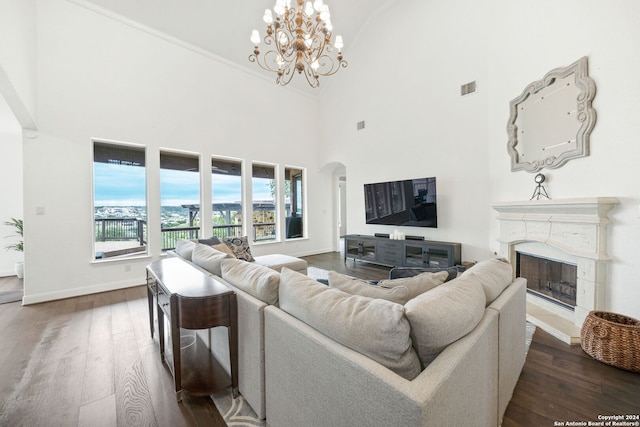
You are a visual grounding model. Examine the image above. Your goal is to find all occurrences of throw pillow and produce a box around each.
[404,276,486,368]
[460,258,513,306]
[279,268,422,380]
[328,271,411,305]
[175,239,196,261]
[378,270,449,300]
[222,236,255,262]
[191,243,233,277]
[195,237,221,246]
[221,258,279,305]
[213,243,236,257]
[389,266,459,282]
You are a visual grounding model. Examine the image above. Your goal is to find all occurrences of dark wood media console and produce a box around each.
[146,257,238,401]
[343,234,461,268]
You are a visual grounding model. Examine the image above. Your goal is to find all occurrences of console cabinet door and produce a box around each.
[403,244,426,267]
[345,236,377,261]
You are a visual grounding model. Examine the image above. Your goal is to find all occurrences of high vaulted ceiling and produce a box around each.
[80,0,393,93]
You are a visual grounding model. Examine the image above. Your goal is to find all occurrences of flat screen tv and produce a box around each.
[364,177,437,228]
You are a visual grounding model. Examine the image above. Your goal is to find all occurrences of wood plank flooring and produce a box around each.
[0,279,225,427]
[1,252,639,426]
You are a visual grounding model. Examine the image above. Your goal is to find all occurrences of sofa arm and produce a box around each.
[487,277,527,422]
[264,306,499,427]
[389,266,459,281]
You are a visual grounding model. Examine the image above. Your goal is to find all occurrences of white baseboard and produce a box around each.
[0,270,17,278]
[22,278,145,305]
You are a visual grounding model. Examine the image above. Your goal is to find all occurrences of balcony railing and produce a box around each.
[160,226,199,251]
[212,224,243,240]
[254,222,276,242]
[95,218,277,253]
[95,218,146,246]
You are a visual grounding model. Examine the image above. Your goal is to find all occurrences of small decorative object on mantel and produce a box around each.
[530,173,550,200]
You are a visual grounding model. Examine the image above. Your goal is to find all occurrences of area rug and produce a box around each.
[526,322,536,354]
[0,290,23,305]
[306,266,329,281]
[211,390,265,427]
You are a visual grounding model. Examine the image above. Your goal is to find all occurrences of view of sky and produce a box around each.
[94,163,274,206]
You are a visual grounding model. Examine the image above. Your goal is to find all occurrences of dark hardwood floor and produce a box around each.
[1,252,638,426]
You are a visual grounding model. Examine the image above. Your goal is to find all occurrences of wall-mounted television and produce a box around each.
[364,177,437,228]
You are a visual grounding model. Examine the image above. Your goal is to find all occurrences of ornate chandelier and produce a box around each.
[249,0,347,88]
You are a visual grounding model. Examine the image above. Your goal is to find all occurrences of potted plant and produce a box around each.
[4,217,24,278]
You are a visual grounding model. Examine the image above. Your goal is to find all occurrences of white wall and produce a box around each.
[0,94,23,277]
[14,0,640,319]
[320,0,640,319]
[22,0,330,303]
[486,0,640,319]
[0,0,37,127]
[319,0,492,262]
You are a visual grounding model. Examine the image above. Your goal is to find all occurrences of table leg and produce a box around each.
[146,277,155,338]
[228,293,239,393]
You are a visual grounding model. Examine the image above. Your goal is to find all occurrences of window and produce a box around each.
[160,151,201,250]
[93,141,147,259]
[252,163,277,242]
[212,157,243,239]
[284,167,305,239]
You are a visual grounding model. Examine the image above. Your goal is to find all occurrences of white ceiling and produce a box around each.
[80,0,393,93]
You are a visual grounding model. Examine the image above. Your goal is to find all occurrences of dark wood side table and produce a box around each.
[146,257,238,401]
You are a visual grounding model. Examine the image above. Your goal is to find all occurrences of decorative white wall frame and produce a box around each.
[507,57,597,172]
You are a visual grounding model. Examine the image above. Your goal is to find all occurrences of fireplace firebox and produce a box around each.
[516,252,577,309]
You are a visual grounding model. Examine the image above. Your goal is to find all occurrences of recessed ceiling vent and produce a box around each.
[461,81,477,96]
[357,121,365,130]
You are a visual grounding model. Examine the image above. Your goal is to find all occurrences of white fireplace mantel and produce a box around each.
[493,197,620,344]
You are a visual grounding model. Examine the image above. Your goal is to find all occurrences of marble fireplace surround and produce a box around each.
[493,197,619,344]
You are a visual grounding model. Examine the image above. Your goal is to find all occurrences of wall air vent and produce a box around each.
[357,121,365,130]
[461,81,477,96]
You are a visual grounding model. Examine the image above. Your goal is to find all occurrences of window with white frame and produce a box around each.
[252,163,277,242]
[159,151,201,250]
[284,166,305,239]
[93,141,147,260]
[212,157,243,239]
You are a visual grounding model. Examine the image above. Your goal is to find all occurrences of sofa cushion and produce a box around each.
[404,276,485,367]
[279,268,422,380]
[223,236,255,262]
[378,270,449,300]
[221,258,279,305]
[328,271,410,305]
[460,258,513,306]
[192,243,233,277]
[175,239,196,261]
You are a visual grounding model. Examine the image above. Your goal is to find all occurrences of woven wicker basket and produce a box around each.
[581,311,640,373]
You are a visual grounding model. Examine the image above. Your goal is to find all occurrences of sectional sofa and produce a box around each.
[167,239,526,426]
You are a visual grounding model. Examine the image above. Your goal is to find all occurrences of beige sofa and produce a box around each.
[264,260,526,427]
[169,240,526,426]
[168,239,307,419]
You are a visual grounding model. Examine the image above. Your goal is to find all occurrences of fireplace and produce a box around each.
[517,252,577,309]
[493,197,619,344]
